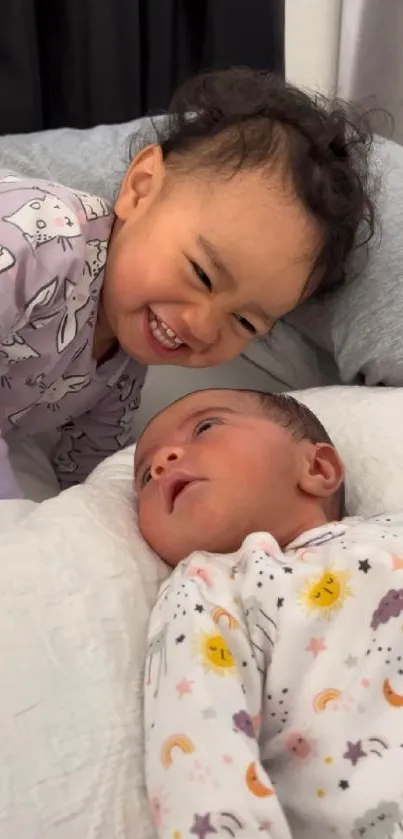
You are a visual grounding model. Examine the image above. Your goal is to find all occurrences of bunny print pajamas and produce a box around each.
[0,172,146,498]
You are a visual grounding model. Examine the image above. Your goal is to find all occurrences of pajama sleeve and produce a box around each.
[144,557,293,839]
[0,437,23,498]
[52,370,145,488]
[0,172,86,499]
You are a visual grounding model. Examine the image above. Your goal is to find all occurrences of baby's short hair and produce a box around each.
[244,390,345,519]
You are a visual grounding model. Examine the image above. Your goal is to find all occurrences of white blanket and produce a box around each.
[1,385,403,837]
[0,457,168,839]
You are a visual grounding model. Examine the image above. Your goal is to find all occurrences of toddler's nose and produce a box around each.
[151,446,184,479]
[182,306,221,348]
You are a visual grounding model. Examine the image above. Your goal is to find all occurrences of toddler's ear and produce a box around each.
[114,145,165,219]
[298,442,344,501]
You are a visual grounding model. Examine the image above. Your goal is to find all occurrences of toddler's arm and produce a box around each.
[0,170,101,496]
[0,437,23,498]
[52,369,145,486]
[145,556,292,839]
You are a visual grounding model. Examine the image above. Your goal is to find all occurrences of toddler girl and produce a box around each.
[0,67,374,497]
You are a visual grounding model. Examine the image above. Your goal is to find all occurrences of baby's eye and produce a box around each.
[194,418,220,436]
[234,314,258,335]
[190,261,212,291]
[141,467,152,488]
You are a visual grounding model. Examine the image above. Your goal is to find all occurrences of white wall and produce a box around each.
[285,0,342,96]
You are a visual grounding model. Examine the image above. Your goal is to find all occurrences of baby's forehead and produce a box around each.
[135,389,259,461]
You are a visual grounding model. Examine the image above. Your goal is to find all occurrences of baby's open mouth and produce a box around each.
[162,474,205,512]
[148,310,185,350]
[170,478,192,508]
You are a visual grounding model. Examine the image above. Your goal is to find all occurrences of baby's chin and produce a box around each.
[140,498,288,565]
[145,529,252,568]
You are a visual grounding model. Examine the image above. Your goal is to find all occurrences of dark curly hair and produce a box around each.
[146,67,375,297]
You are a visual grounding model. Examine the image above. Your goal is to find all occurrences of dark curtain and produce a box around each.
[0,0,284,135]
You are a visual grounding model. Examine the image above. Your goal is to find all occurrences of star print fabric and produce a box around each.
[0,171,145,497]
[145,514,403,838]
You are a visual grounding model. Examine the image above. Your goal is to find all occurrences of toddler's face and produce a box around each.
[135,389,309,566]
[99,146,320,368]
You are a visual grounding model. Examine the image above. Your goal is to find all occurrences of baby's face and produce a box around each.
[135,389,306,566]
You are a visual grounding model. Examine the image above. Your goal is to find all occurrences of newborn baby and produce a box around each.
[136,388,403,839]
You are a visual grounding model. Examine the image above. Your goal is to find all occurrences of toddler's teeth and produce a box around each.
[149,312,184,349]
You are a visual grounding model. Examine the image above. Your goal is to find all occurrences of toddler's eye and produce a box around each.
[234,314,257,335]
[191,261,212,291]
[141,467,152,488]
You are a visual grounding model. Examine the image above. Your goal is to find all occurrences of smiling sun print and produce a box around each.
[193,630,236,676]
[298,567,353,619]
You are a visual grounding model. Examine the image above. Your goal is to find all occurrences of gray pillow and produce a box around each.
[0,117,158,197]
[0,123,400,386]
[289,138,403,386]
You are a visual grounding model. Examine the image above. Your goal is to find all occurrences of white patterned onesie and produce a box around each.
[145,513,403,839]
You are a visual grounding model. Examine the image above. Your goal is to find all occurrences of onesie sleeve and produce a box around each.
[144,554,293,839]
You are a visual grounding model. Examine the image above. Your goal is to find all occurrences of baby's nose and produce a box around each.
[151,447,184,478]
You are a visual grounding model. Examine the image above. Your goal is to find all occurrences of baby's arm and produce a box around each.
[145,557,292,839]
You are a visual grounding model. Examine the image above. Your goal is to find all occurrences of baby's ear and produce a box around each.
[114,145,166,220]
[298,442,344,500]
